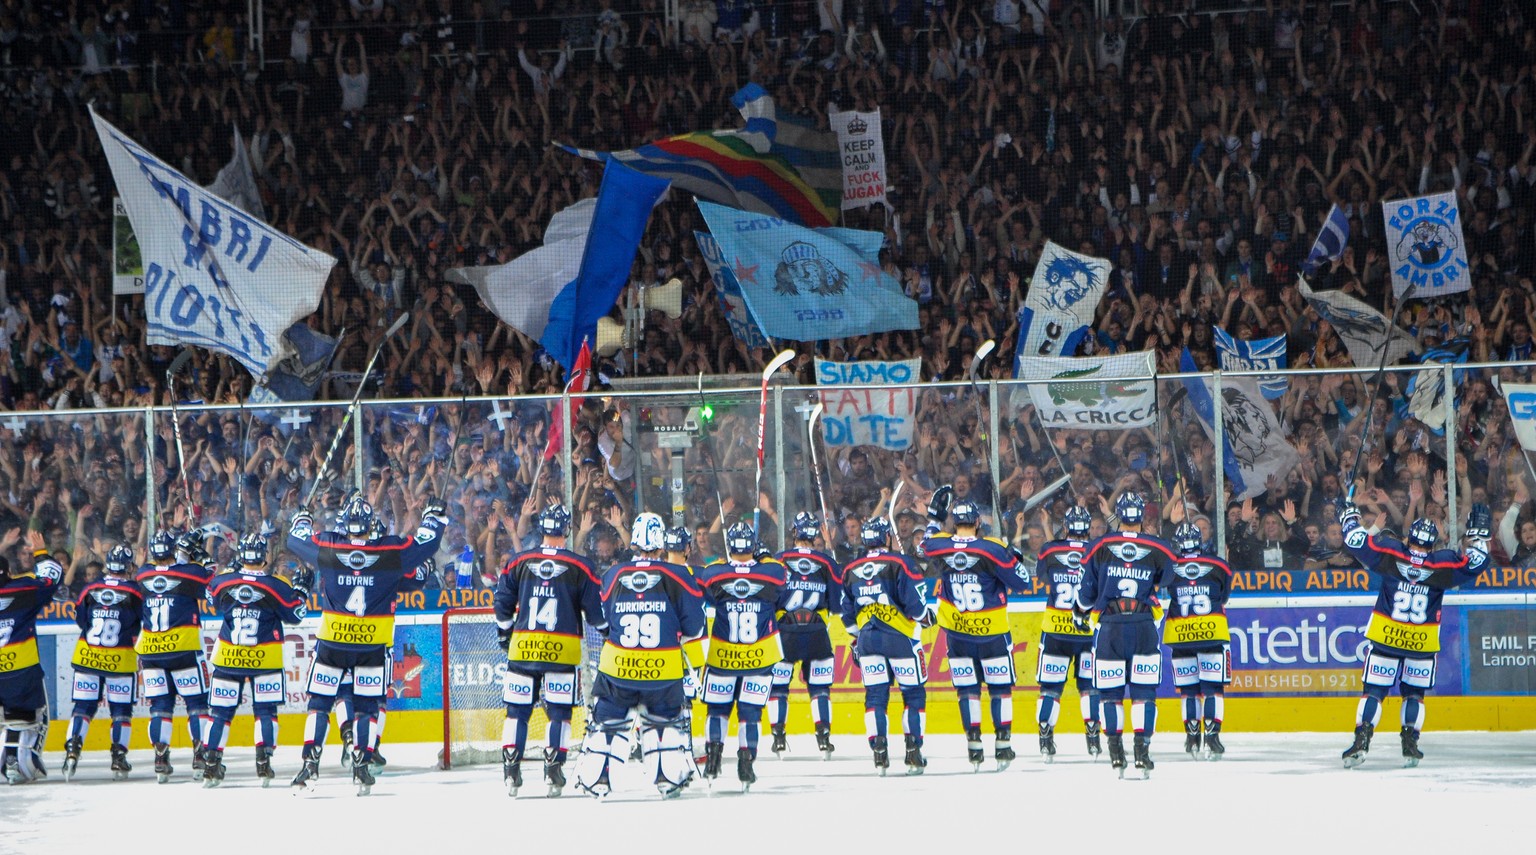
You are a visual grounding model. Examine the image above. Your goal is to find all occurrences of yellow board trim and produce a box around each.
[1163,614,1231,646]
[134,625,201,655]
[1365,612,1441,653]
[71,640,137,674]
[598,642,685,681]
[937,601,1009,637]
[211,641,284,671]
[704,633,783,671]
[508,630,584,666]
[318,612,394,646]
[0,638,41,673]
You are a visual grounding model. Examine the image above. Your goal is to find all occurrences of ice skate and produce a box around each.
[255,745,275,788]
[903,735,926,776]
[771,724,787,756]
[544,748,567,797]
[1107,733,1126,778]
[62,738,81,782]
[153,743,173,784]
[702,741,724,781]
[737,748,756,791]
[502,747,523,796]
[352,747,376,796]
[995,728,1015,772]
[1085,720,1103,759]
[1184,720,1202,758]
[1202,720,1225,761]
[1132,734,1154,779]
[1401,727,1423,768]
[191,740,205,778]
[290,744,322,792]
[338,723,354,770]
[1341,723,1374,769]
[871,736,889,776]
[109,746,132,781]
[201,748,226,788]
[1038,723,1056,763]
[965,726,984,771]
[815,723,835,759]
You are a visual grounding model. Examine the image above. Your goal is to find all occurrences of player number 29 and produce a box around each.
[618,613,662,648]
[1390,590,1429,624]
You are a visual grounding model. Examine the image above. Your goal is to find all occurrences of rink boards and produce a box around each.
[37,594,1536,749]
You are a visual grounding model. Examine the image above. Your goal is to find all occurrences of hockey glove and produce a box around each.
[289,510,314,539]
[753,545,773,562]
[927,485,954,525]
[1071,605,1092,633]
[1465,503,1493,541]
[918,603,938,629]
[1336,502,1362,528]
[423,497,449,527]
[291,568,315,596]
[496,626,513,651]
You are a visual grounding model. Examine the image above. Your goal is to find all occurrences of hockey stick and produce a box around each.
[1345,283,1417,500]
[696,372,729,533]
[886,479,905,553]
[806,399,833,546]
[966,339,1004,533]
[1162,385,1198,525]
[302,312,410,510]
[752,349,797,540]
[165,350,195,525]
[1023,474,1072,513]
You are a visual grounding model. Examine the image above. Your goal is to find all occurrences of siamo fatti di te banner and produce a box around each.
[814,357,921,449]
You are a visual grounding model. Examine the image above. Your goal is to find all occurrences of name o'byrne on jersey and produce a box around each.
[286,520,444,650]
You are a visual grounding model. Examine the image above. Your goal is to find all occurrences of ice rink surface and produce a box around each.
[4,732,1533,854]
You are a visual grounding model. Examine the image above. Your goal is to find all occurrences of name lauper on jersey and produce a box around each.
[1341,521,1485,654]
[494,546,606,670]
[134,562,214,659]
[922,533,1031,638]
[1078,533,1178,615]
[208,572,309,672]
[72,579,143,676]
[1038,539,1094,639]
[697,558,788,672]
[775,548,843,628]
[287,522,443,649]
[1164,554,1234,648]
[597,559,706,687]
[839,550,926,637]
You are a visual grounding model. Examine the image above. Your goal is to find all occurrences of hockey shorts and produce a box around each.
[139,651,208,700]
[0,671,47,712]
[701,668,774,707]
[1092,618,1161,691]
[504,665,579,707]
[71,670,137,706]
[305,642,389,700]
[944,633,1014,689]
[780,626,834,662]
[1036,634,1094,687]
[591,673,684,720]
[1170,643,1231,687]
[1362,644,1436,692]
[855,627,926,688]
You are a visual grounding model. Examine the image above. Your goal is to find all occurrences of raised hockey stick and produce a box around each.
[1345,283,1417,500]
[1162,385,1198,525]
[887,479,905,553]
[1023,474,1072,513]
[164,350,195,525]
[966,339,1004,533]
[752,349,797,540]
[696,372,729,534]
[806,399,834,547]
[302,312,410,510]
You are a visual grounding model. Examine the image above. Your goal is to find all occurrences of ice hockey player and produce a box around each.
[493,504,605,797]
[202,534,312,787]
[664,526,695,572]
[771,512,842,758]
[136,529,215,783]
[63,544,142,781]
[1073,493,1178,779]
[574,513,706,799]
[333,518,405,774]
[1164,523,1233,761]
[1337,503,1489,768]
[840,517,930,775]
[1035,505,1102,762]
[920,487,1032,771]
[0,532,64,784]
[695,521,787,790]
[287,494,446,795]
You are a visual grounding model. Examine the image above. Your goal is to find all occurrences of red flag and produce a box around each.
[543,340,592,461]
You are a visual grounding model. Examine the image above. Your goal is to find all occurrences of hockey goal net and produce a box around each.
[439,608,605,769]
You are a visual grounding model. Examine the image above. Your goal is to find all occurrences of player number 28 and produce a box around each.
[86,617,122,647]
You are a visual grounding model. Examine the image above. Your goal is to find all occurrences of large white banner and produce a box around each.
[1013,241,1110,363]
[1015,351,1158,430]
[1383,192,1471,299]
[830,109,887,210]
[1297,276,1418,369]
[815,357,921,449]
[92,107,334,376]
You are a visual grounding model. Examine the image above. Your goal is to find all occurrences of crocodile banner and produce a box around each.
[1014,350,1158,430]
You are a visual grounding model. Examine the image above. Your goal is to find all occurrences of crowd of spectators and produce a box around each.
[2,0,1536,593]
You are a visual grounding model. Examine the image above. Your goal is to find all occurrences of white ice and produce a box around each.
[3,733,1532,854]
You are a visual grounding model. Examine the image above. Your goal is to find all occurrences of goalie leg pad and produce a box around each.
[3,714,46,783]
[575,714,634,796]
[641,711,695,792]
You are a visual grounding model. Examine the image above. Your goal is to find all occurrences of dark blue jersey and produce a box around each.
[287,519,443,650]
[697,557,788,672]
[208,570,308,673]
[1163,553,1233,648]
[1037,538,1094,640]
[598,558,706,687]
[135,561,214,660]
[1341,518,1484,654]
[775,547,843,630]
[494,545,606,671]
[0,555,63,679]
[921,529,1031,639]
[839,549,927,638]
[1076,531,1179,619]
[71,578,143,676]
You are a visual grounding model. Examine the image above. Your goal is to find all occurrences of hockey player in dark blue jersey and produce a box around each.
[771,512,842,759]
[1337,503,1489,768]
[63,544,142,782]
[493,504,606,797]
[136,528,215,783]
[203,534,311,787]
[696,521,787,790]
[920,487,1032,771]
[840,517,929,775]
[665,526,696,573]
[1035,505,1101,762]
[575,514,706,799]
[1,532,63,784]
[1073,492,1178,778]
[287,493,446,795]
[1164,523,1234,761]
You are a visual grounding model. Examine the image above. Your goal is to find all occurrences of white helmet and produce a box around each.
[631,512,666,552]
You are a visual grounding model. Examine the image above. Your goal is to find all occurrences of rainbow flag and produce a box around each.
[559,84,839,227]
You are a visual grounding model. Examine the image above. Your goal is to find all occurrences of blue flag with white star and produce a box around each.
[696,200,918,341]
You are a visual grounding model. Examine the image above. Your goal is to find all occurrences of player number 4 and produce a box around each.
[345,586,368,617]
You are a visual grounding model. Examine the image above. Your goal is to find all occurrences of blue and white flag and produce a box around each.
[249,324,340,403]
[448,199,596,342]
[1403,336,1472,437]
[1213,326,1288,400]
[1013,241,1110,368]
[695,231,770,349]
[696,200,918,340]
[1299,203,1349,276]
[1383,192,1471,299]
[1297,276,1418,369]
[204,125,266,220]
[91,107,334,376]
[1179,348,1298,501]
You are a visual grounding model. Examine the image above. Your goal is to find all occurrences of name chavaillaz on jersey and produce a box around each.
[134,560,214,657]
[1037,538,1092,638]
[775,547,843,628]
[72,578,143,674]
[209,572,309,672]
[1163,553,1233,646]
[697,557,788,672]
[921,531,1031,638]
[1341,520,1484,654]
[839,550,926,637]
[598,558,706,685]
[1077,532,1178,616]
[287,519,443,649]
[494,546,606,669]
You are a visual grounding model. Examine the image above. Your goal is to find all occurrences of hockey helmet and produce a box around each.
[1114,492,1145,525]
[664,526,692,554]
[725,522,756,556]
[1407,518,1438,551]
[339,494,375,537]
[1064,505,1092,537]
[792,512,820,543]
[238,533,269,567]
[149,530,177,563]
[951,499,981,526]
[104,545,135,577]
[860,517,891,549]
[1173,523,1202,555]
[632,512,666,553]
[537,504,572,538]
